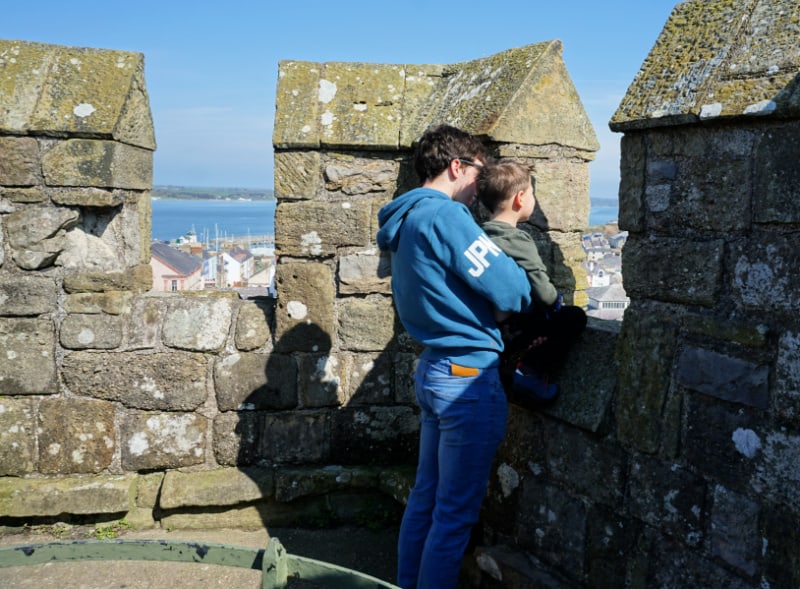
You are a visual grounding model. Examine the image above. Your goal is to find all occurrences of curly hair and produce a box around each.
[412,125,488,182]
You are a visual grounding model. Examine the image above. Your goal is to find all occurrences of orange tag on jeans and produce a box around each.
[451,363,480,377]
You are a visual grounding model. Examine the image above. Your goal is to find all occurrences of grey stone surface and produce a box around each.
[0,474,135,517]
[0,136,41,186]
[120,411,207,471]
[61,350,208,410]
[0,397,36,476]
[336,295,396,351]
[160,466,274,509]
[0,273,57,316]
[710,484,760,577]
[234,299,272,351]
[0,317,57,395]
[162,296,233,352]
[274,200,372,257]
[37,398,116,474]
[59,313,124,349]
[214,352,297,411]
[678,346,769,408]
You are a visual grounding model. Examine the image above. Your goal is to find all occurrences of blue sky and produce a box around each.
[3,1,677,199]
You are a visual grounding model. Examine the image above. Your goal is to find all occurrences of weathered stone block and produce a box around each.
[0,474,135,517]
[234,299,272,351]
[160,466,274,509]
[776,330,800,424]
[126,295,163,349]
[41,139,152,190]
[316,62,404,149]
[162,296,233,352]
[754,123,800,224]
[398,64,446,148]
[623,236,723,306]
[50,187,124,207]
[274,465,379,503]
[684,393,762,496]
[629,454,706,544]
[337,295,396,352]
[63,264,153,293]
[215,352,297,411]
[260,411,331,464]
[134,472,164,509]
[0,187,47,203]
[274,151,322,200]
[297,353,346,408]
[213,411,259,466]
[393,352,417,404]
[0,40,154,148]
[331,406,418,465]
[274,262,335,352]
[121,411,206,470]
[4,203,79,270]
[273,60,321,149]
[62,350,208,410]
[59,313,124,349]
[0,317,57,395]
[38,398,115,474]
[0,397,35,475]
[586,506,642,589]
[345,352,394,405]
[514,478,587,576]
[677,346,769,408]
[762,504,800,589]
[751,428,800,513]
[682,314,769,348]
[323,154,399,197]
[339,248,392,295]
[544,421,627,508]
[0,273,57,316]
[615,305,678,453]
[655,154,751,233]
[0,136,42,185]
[274,200,372,257]
[732,235,800,312]
[64,291,133,315]
[710,484,760,577]
[618,132,646,233]
[545,321,617,433]
[528,159,590,232]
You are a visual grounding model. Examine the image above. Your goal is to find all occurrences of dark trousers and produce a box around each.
[499,305,587,380]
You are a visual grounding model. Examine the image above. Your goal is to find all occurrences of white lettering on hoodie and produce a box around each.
[465,234,503,277]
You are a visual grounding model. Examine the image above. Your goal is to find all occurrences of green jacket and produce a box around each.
[482,220,558,308]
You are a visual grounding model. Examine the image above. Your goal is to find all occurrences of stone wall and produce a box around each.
[0,39,598,538]
[468,2,800,588]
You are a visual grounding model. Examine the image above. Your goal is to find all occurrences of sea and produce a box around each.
[151,198,618,243]
[151,199,276,243]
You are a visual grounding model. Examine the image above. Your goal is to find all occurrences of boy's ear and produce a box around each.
[513,189,526,208]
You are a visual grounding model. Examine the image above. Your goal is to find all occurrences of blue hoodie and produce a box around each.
[377,187,531,368]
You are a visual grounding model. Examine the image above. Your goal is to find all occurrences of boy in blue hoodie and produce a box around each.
[377,125,531,589]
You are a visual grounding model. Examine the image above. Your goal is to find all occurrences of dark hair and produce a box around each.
[477,159,532,213]
[412,124,488,182]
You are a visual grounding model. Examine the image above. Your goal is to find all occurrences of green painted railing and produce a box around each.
[0,537,399,588]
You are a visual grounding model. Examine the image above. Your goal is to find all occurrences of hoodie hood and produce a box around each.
[376,188,448,252]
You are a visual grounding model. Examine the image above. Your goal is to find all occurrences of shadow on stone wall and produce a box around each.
[233,318,414,530]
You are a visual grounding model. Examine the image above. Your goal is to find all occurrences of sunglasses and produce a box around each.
[456,158,484,169]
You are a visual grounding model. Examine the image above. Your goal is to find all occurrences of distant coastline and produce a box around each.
[153,185,275,201]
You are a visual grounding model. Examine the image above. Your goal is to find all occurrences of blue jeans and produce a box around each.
[397,358,508,589]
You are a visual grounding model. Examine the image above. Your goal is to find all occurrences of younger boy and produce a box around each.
[478,159,587,409]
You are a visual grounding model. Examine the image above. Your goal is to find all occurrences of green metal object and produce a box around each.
[0,537,399,589]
